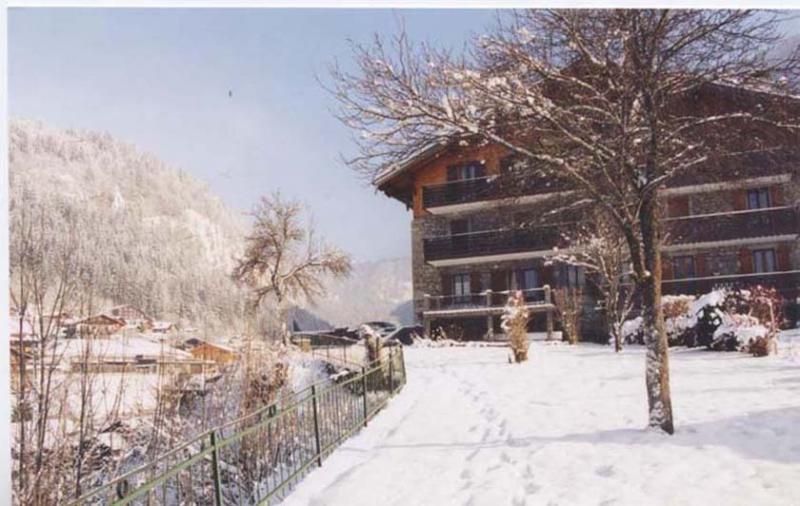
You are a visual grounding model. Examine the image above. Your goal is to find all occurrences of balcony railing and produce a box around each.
[422,175,569,209]
[662,270,800,299]
[665,206,799,246]
[424,287,551,313]
[423,207,798,263]
[423,226,563,262]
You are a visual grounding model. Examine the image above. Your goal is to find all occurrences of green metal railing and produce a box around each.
[70,347,407,506]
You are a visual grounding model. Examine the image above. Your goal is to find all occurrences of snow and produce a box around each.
[56,336,193,362]
[285,344,800,506]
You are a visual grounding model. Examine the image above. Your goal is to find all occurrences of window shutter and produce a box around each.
[540,265,554,288]
[770,186,783,206]
[695,253,707,278]
[733,189,747,211]
[667,196,690,217]
[661,256,673,280]
[739,248,753,274]
[470,272,482,294]
[442,274,453,296]
[777,244,791,271]
[446,165,458,182]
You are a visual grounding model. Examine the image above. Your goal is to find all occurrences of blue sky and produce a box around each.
[8,8,497,262]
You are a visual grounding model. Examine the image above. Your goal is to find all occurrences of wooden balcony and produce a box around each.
[421,175,569,212]
[665,206,799,247]
[423,226,563,264]
[423,207,798,264]
[662,270,800,299]
[423,287,554,317]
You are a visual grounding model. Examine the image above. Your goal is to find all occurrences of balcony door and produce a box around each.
[452,273,471,305]
[516,268,541,301]
[753,249,777,273]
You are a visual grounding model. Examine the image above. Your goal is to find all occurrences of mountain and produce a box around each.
[303,257,415,328]
[9,118,247,330]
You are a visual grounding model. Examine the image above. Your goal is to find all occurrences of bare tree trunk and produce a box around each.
[639,196,674,434]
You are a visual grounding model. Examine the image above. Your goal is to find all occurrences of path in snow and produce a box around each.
[285,343,800,506]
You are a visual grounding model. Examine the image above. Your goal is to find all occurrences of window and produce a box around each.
[747,188,771,210]
[557,264,585,288]
[753,249,777,273]
[672,256,696,279]
[517,268,539,290]
[447,161,485,182]
[452,273,471,299]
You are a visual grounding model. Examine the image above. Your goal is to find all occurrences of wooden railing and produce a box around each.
[423,286,552,312]
[422,207,799,262]
[423,227,563,262]
[665,206,799,245]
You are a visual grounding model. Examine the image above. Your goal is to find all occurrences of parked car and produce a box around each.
[360,321,397,338]
[386,325,424,346]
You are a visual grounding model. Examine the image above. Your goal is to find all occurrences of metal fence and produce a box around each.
[70,347,407,506]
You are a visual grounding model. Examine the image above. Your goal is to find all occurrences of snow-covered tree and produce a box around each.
[329,9,800,434]
[232,192,352,342]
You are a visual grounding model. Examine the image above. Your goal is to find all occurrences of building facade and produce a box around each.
[375,137,800,341]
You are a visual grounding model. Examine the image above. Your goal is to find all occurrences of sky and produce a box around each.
[8,8,497,262]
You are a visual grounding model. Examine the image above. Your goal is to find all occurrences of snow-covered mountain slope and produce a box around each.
[303,257,415,327]
[9,118,247,328]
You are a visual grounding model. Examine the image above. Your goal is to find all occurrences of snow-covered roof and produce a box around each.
[56,336,194,361]
[373,139,456,188]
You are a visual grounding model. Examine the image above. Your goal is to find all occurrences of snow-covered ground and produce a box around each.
[285,342,800,506]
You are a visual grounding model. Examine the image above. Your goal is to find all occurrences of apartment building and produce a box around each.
[374,134,800,341]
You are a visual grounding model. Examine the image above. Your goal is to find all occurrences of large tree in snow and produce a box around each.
[329,10,800,433]
[232,192,352,342]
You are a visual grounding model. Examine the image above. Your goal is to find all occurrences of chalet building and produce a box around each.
[75,314,126,336]
[375,98,800,341]
[107,304,153,329]
[187,340,237,365]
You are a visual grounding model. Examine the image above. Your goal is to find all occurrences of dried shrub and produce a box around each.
[553,288,583,344]
[502,291,530,363]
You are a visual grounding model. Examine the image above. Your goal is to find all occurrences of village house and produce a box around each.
[107,304,153,330]
[187,340,238,365]
[75,314,126,336]
[374,86,800,341]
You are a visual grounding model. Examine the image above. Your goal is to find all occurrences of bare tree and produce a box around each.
[549,212,634,352]
[232,192,352,342]
[328,10,800,433]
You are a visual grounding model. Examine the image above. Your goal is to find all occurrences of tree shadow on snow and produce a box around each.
[374,406,800,464]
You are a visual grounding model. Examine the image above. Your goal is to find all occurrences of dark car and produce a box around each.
[386,325,424,346]
[361,321,397,337]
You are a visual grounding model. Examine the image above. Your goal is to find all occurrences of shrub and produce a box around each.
[502,291,530,363]
[553,287,583,344]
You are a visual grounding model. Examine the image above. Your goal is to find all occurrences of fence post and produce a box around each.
[210,430,223,506]
[545,284,554,341]
[361,367,369,427]
[311,384,323,467]
[388,347,394,393]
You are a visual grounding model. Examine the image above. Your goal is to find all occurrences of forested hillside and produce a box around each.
[9,118,247,330]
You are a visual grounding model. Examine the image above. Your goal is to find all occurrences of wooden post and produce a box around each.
[210,431,223,506]
[311,385,322,467]
[545,284,554,341]
[388,348,394,393]
[485,290,494,340]
[361,367,369,426]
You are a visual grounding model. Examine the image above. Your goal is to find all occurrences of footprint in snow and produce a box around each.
[524,482,541,495]
[595,465,615,478]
